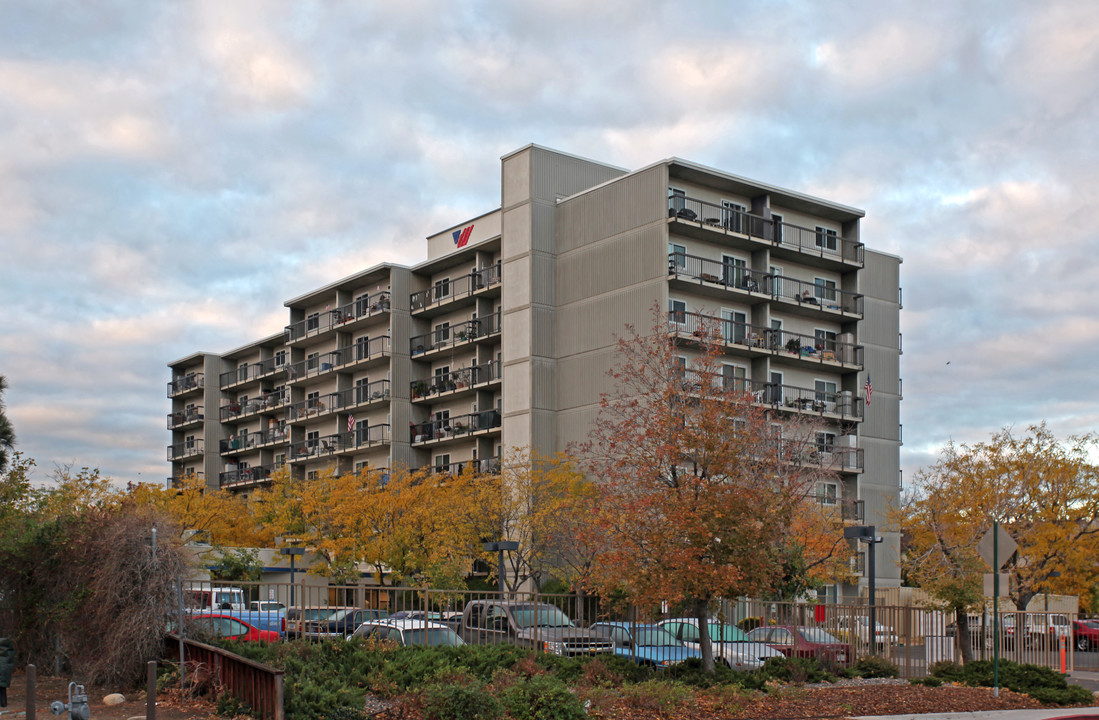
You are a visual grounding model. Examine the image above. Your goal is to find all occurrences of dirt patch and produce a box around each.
[2,671,219,720]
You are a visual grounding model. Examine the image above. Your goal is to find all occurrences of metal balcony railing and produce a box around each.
[338,379,391,409]
[168,438,205,461]
[682,374,864,422]
[221,390,288,422]
[289,425,391,461]
[410,410,502,444]
[168,372,204,397]
[286,291,392,343]
[220,462,284,489]
[167,471,204,488]
[415,457,503,476]
[285,336,391,382]
[411,313,501,356]
[411,360,501,400]
[668,193,864,265]
[219,355,292,389]
[410,263,502,312]
[220,426,289,454]
[167,406,205,429]
[669,311,863,368]
[668,252,863,315]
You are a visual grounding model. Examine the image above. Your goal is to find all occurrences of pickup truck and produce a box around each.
[457,600,615,657]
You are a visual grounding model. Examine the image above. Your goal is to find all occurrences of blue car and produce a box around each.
[589,622,702,668]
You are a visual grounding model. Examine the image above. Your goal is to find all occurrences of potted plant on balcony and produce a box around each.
[785,338,801,354]
[412,380,427,398]
[455,329,468,341]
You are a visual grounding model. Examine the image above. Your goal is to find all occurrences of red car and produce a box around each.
[745,625,851,665]
[1073,619,1099,651]
[187,614,280,643]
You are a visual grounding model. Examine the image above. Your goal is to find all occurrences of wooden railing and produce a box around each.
[164,635,283,720]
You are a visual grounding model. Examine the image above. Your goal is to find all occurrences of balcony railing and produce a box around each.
[220,462,284,489]
[668,252,863,316]
[285,380,390,423]
[289,425,391,461]
[414,457,503,477]
[286,291,392,343]
[285,336,391,382]
[167,407,205,429]
[221,390,288,422]
[669,311,863,368]
[219,356,291,389]
[168,439,205,461]
[411,313,501,356]
[668,193,864,265]
[789,440,865,473]
[683,373,864,422]
[410,264,502,313]
[168,372,204,397]
[220,426,289,454]
[168,471,204,488]
[411,360,501,400]
[410,410,502,444]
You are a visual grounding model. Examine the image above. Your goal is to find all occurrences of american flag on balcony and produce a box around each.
[864,376,872,406]
[347,414,355,433]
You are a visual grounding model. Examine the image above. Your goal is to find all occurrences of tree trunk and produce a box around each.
[694,598,715,673]
[955,606,974,664]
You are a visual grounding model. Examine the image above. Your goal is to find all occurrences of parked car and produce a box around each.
[185,586,247,611]
[657,618,784,669]
[251,601,286,612]
[351,618,465,647]
[184,614,279,643]
[746,625,850,665]
[834,616,899,649]
[946,615,1016,650]
[1073,620,1099,651]
[306,608,390,638]
[1024,613,1071,648]
[190,608,285,638]
[457,600,615,656]
[287,606,350,638]
[590,622,701,668]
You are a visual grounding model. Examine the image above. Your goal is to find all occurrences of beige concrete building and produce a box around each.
[167,144,902,597]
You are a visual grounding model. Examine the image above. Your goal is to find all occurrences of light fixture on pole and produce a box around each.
[483,541,519,594]
[844,525,883,649]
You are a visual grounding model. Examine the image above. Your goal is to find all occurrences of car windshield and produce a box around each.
[634,628,680,647]
[511,606,574,628]
[327,609,352,621]
[707,623,751,642]
[406,628,464,647]
[799,628,842,644]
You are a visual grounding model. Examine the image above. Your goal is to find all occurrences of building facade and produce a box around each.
[167,144,902,596]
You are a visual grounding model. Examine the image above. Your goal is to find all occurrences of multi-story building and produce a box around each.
[167,144,902,597]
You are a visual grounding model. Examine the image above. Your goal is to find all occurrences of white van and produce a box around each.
[186,586,247,611]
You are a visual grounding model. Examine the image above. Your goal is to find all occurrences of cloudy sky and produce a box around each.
[2,0,1097,487]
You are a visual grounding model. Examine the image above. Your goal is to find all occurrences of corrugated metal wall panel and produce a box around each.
[554,281,666,358]
[531,305,556,359]
[557,166,667,253]
[861,250,901,302]
[531,253,557,307]
[555,226,666,306]
[532,357,557,411]
[556,347,620,412]
[531,147,627,203]
[555,406,602,454]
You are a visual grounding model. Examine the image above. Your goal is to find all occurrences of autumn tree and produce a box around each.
[584,309,843,671]
[895,423,1099,662]
[131,472,263,548]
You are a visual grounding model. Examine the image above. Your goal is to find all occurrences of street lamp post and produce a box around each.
[844,525,884,649]
[483,541,519,595]
[280,547,305,607]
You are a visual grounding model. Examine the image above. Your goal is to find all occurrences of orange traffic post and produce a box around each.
[1060,634,1066,674]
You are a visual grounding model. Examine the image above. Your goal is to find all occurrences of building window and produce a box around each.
[668,187,686,213]
[669,242,686,270]
[306,470,318,481]
[722,201,746,233]
[771,213,784,245]
[306,312,320,331]
[434,322,450,344]
[816,431,836,454]
[818,482,838,506]
[356,335,371,360]
[306,352,319,371]
[815,226,838,252]
[722,364,746,393]
[434,454,451,473]
[307,430,319,449]
[237,362,248,382]
[721,309,746,344]
[433,278,451,302]
[275,350,287,367]
[815,379,837,406]
[814,278,837,302]
[669,299,686,326]
[814,329,838,353]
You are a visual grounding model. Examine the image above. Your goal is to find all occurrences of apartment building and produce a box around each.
[167,144,902,596]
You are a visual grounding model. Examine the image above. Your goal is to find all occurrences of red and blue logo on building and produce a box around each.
[453,224,474,248]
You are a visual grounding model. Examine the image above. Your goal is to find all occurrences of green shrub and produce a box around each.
[847,656,900,678]
[498,674,586,720]
[660,658,747,688]
[909,676,943,687]
[758,655,835,684]
[1025,685,1095,706]
[421,678,503,720]
[927,659,1091,705]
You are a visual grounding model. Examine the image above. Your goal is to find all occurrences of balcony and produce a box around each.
[697,376,863,422]
[410,410,502,447]
[220,390,288,423]
[285,381,390,424]
[669,311,863,372]
[289,425,391,462]
[793,440,865,475]
[168,439,205,461]
[667,193,863,267]
[413,456,502,477]
[411,313,500,358]
[168,372,204,398]
[411,360,501,403]
[285,336,391,383]
[167,471,204,489]
[410,263,502,317]
[286,291,392,345]
[668,252,863,318]
[167,406,205,430]
[220,462,283,490]
[220,426,289,455]
[219,356,290,390]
